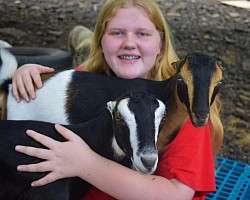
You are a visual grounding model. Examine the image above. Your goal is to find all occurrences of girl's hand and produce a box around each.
[15,124,93,187]
[12,64,55,102]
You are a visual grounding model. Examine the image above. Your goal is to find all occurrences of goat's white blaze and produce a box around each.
[117,98,138,156]
[0,49,18,85]
[116,98,165,174]
[7,70,74,124]
[154,100,166,142]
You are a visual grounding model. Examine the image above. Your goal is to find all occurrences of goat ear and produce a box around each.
[171,61,179,70]
[107,100,116,115]
[213,55,226,71]
[171,58,183,70]
[216,60,227,71]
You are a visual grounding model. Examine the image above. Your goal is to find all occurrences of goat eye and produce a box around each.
[217,80,223,85]
[177,75,183,82]
[162,113,167,121]
[160,112,167,126]
[115,115,126,125]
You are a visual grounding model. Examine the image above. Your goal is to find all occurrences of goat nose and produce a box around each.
[141,154,157,169]
[194,111,208,120]
[193,111,209,126]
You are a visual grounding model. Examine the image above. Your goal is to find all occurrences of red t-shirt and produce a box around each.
[75,66,216,200]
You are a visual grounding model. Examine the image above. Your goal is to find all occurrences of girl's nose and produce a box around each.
[122,34,137,50]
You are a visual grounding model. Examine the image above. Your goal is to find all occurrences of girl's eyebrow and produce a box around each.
[137,28,154,33]
[107,27,154,32]
[107,28,123,31]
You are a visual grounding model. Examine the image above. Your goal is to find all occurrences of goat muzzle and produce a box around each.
[191,111,210,127]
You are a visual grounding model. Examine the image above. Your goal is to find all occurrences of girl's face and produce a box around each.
[101,6,162,79]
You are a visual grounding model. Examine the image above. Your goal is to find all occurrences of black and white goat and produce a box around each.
[0,49,224,150]
[0,90,166,200]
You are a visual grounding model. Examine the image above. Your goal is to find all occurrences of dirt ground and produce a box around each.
[0,0,249,163]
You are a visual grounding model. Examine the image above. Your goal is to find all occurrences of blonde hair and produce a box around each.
[84,0,178,80]
[84,0,223,156]
[210,97,224,156]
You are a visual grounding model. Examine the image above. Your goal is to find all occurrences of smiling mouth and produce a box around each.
[118,55,140,60]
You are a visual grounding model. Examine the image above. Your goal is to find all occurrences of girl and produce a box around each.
[14,0,223,199]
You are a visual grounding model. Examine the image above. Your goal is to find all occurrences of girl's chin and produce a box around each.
[119,73,145,79]
[114,68,148,79]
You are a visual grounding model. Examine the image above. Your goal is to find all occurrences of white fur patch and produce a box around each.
[106,100,116,118]
[154,100,166,142]
[0,40,12,48]
[0,48,18,85]
[112,136,125,160]
[7,70,74,124]
[117,98,138,157]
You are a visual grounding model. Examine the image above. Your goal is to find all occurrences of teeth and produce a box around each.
[119,55,140,60]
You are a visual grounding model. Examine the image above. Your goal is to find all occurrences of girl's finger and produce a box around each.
[15,76,30,102]
[17,161,51,173]
[11,80,21,102]
[25,129,59,149]
[22,73,37,100]
[39,66,55,74]
[15,145,51,160]
[31,173,58,187]
[54,124,79,141]
[30,69,43,89]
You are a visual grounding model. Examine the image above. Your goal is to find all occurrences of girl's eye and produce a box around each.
[137,32,150,37]
[110,31,124,37]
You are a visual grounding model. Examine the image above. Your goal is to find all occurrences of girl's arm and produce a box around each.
[12,64,55,102]
[15,124,195,200]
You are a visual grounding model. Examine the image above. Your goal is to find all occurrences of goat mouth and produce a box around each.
[191,112,209,127]
[131,156,158,175]
[132,163,155,175]
[191,117,209,127]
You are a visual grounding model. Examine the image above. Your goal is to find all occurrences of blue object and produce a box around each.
[206,157,250,200]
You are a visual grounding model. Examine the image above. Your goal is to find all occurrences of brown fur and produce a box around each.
[40,72,56,82]
[209,64,224,155]
[157,58,224,157]
[157,79,188,151]
[0,92,7,120]
[210,98,224,155]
